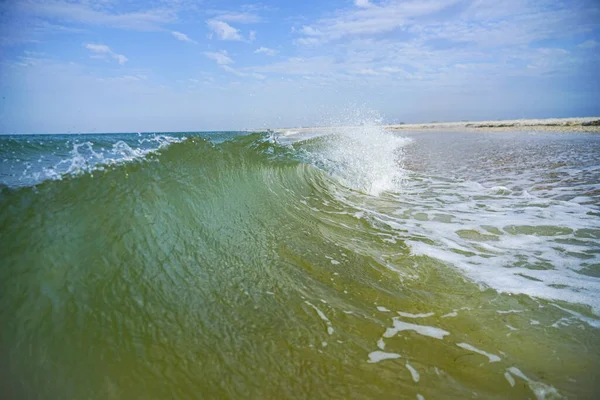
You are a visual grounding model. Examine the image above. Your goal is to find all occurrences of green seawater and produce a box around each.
[1,130,599,399]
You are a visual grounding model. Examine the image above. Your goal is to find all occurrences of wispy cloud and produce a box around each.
[253,56,337,76]
[578,39,599,49]
[16,0,175,31]
[255,47,277,56]
[85,44,128,65]
[1,17,86,46]
[212,12,261,24]
[354,0,372,8]
[355,68,380,76]
[99,74,148,83]
[2,0,599,133]
[295,0,459,44]
[203,49,264,79]
[380,66,402,73]
[206,20,243,41]
[171,31,197,44]
[222,65,265,80]
[280,0,599,89]
[204,50,233,65]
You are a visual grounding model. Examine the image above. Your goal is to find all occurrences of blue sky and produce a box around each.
[0,0,599,133]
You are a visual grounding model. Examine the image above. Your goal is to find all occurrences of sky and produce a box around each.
[0,0,599,133]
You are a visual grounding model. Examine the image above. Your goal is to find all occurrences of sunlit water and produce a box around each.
[1,128,599,399]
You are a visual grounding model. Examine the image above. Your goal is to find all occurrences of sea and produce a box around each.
[1,125,599,399]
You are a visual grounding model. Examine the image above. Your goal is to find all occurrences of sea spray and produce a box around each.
[1,133,186,187]
[295,111,412,195]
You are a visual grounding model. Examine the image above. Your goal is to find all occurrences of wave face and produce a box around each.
[1,129,600,399]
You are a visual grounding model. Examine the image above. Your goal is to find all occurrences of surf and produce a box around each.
[1,128,599,399]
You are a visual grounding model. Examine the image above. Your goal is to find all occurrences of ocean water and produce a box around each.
[1,127,599,399]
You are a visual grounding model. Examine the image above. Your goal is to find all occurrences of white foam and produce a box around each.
[441,311,458,318]
[305,301,334,335]
[506,367,563,400]
[377,306,390,312]
[288,119,600,319]
[550,303,600,328]
[397,311,435,318]
[368,351,401,363]
[295,117,412,195]
[456,343,501,363]
[504,371,516,387]
[405,220,600,317]
[377,338,386,350]
[319,137,600,317]
[406,362,420,382]
[10,134,186,187]
[507,367,529,381]
[383,318,450,340]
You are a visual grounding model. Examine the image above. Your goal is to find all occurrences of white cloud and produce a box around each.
[249,30,256,41]
[578,39,599,49]
[14,56,42,68]
[293,0,600,52]
[3,0,598,133]
[23,50,46,57]
[85,44,111,54]
[294,37,321,46]
[202,51,264,79]
[207,20,243,41]
[301,26,321,36]
[356,68,380,76]
[204,50,233,65]
[85,43,128,65]
[285,0,599,91]
[296,0,460,43]
[113,54,128,65]
[380,66,403,73]
[255,47,277,56]
[100,74,147,83]
[214,12,261,24]
[411,1,599,49]
[253,57,337,76]
[222,65,265,80]
[17,0,175,31]
[171,31,197,44]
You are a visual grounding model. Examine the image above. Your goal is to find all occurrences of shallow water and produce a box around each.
[1,128,599,399]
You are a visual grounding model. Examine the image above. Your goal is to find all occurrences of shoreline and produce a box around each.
[273,117,600,134]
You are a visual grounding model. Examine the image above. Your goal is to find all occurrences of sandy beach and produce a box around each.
[274,117,600,135]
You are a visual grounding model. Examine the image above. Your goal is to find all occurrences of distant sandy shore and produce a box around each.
[274,117,600,135]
